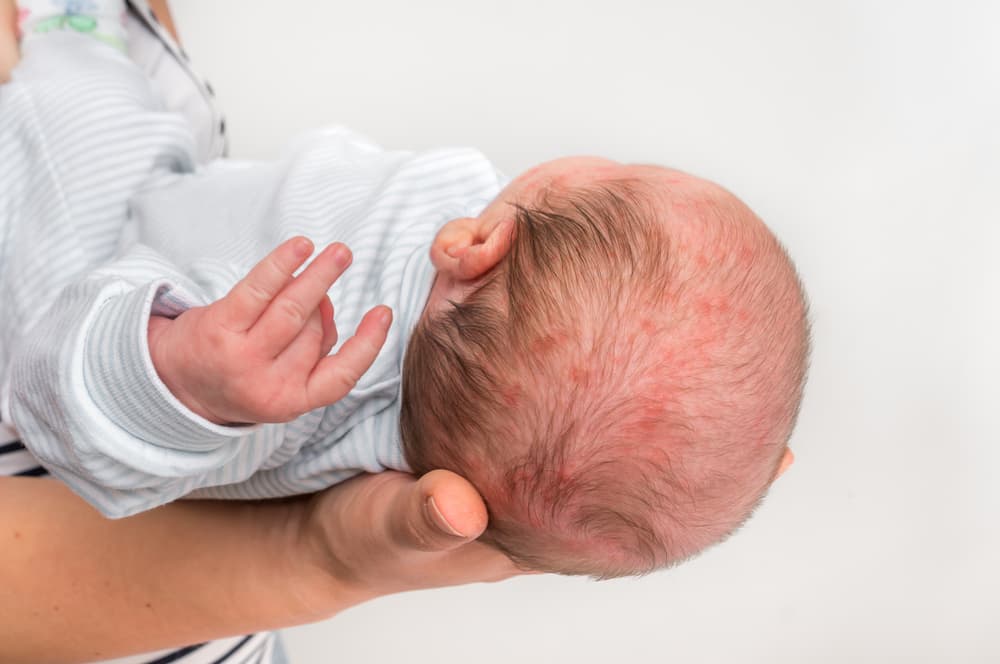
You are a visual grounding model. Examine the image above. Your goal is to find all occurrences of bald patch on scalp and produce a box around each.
[401,172,811,579]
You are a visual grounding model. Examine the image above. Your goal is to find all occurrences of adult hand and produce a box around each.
[297,469,523,612]
[0,468,522,663]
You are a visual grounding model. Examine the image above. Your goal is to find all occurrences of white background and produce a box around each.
[171,1,999,662]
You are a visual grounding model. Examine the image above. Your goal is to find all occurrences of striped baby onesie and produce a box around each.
[4,4,288,660]
[0,30,505,518]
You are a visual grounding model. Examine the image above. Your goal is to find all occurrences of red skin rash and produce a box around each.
[662,348,684,369]
[631,417,661,437]
[695,295,732,318]
[568,365,590,386]
[530,331,568,356]
[501,385,522,408]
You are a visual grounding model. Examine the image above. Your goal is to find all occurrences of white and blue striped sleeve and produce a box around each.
[2,33,287,518]
[7,244,286,518]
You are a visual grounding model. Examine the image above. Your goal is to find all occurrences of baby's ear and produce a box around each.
[431,216,515,281]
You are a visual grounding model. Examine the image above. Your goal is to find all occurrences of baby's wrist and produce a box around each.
[146,314,228,426]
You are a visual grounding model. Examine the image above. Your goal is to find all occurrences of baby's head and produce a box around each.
[400,158,810,578]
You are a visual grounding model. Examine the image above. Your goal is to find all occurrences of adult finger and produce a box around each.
[213,237,313,332]
[305,305,391,408]
[387,469,489,552]
[304,471,524,600]
[252,243,352,357]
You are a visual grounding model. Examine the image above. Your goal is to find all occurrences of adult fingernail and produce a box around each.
[426,497,466,538]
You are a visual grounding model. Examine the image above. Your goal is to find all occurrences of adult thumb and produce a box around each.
[388,469,489,552]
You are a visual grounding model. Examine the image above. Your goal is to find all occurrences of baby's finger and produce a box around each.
[318,295,337,358]
[277,305,327,377]
[306,305,392,409]
[214,237,313,332]
[252,243,352,357]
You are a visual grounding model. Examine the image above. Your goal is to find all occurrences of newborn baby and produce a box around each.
[1,0,809,578]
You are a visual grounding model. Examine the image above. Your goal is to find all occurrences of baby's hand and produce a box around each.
[147,238,392,425]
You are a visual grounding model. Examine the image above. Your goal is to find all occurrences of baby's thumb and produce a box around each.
[389,469,489,552]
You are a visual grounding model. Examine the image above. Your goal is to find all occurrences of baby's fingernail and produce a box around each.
[331,244,352,268]
[292,237,313,258]
[426,497,466,538]
[445,242,469,258]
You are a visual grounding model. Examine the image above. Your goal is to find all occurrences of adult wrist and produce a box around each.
[279,492,373,620]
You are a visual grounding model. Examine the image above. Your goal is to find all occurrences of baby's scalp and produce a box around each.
[401,166,810,578]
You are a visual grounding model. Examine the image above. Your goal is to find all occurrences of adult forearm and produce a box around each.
[0,478,343,663]
[0,0,17,82]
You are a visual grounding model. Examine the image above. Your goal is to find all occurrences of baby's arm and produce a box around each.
[2,10,390,516]
[9,218,391,519]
